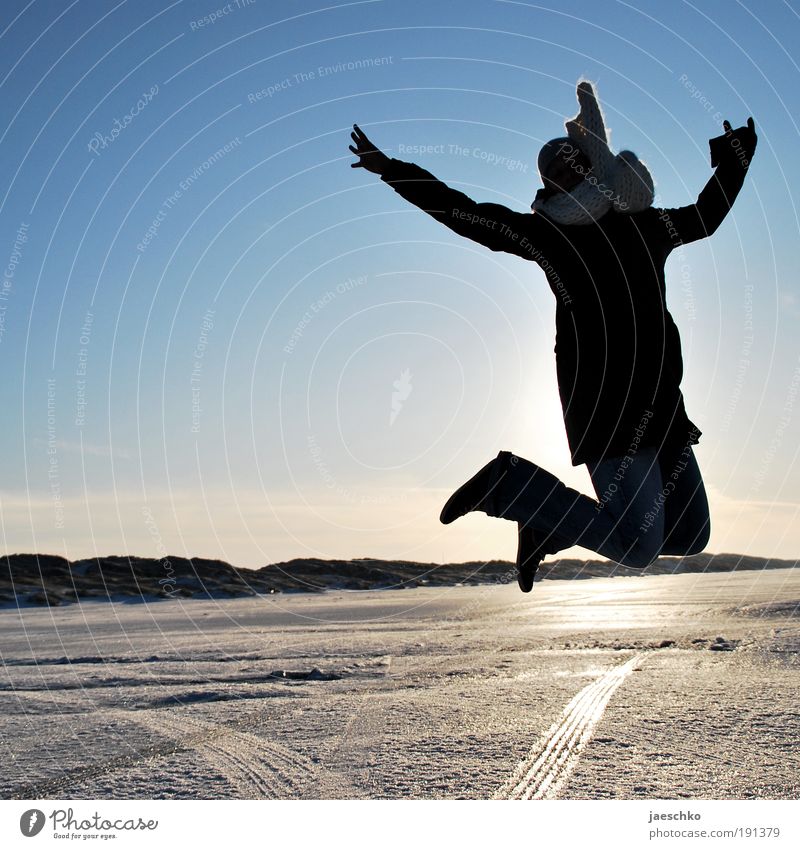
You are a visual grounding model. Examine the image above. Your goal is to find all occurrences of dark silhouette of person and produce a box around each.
[350,80,757,592]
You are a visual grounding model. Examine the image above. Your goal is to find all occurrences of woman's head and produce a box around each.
[537,137,592,194]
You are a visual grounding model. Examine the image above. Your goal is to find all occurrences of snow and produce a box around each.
[1,569,797,799]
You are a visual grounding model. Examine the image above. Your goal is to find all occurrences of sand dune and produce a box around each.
[1,550,796,606]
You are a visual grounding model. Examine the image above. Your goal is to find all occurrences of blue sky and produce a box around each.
[1,0,799,567]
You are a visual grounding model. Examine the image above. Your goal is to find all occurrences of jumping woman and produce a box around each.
[349,81,756,592]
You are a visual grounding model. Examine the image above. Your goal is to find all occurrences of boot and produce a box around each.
[516,524,562,593]
[485,452,574,527]
[439,451,512,525]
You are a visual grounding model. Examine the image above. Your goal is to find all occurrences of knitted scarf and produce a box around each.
[533,81,654,226]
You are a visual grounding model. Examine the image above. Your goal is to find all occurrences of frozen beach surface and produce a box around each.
[1,569,798,800]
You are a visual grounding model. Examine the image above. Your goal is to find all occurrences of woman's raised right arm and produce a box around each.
[350,124,541,259]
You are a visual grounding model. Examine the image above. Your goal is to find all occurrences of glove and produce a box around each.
[565,80,615,184]
[709,117,757,168]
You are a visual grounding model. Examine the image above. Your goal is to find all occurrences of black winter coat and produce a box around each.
[380,144,753,466]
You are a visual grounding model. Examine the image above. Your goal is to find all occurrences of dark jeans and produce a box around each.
[483,444,710,568]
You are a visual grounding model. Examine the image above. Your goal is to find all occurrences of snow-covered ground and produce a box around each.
[1,569,798,800]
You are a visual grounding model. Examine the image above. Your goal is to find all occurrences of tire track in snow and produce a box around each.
[128,710,317,799]
[299,692,376,799]
[494,653,644,800]
[6,709,316,800]
[301,656,394,798]
[190,729,315,799]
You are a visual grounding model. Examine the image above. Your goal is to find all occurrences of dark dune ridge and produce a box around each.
[1,551,797,607]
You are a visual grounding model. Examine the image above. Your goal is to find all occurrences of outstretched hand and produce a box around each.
[723,116,757,144]
[349,124,390,175]
[712,116,757,166]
